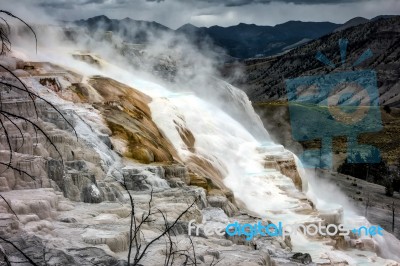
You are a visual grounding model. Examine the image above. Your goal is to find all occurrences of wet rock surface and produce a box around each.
[0,59,306,266]
[1,56,397,265]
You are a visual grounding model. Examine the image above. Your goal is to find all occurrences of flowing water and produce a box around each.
[13,38,400,265]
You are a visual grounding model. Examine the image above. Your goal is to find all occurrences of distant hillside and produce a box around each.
[75,16,341,58]
[75,15,172,43]
[333,17,369,32]
[74,15,398,60]
[177,21,340,58]
[227,16,400,105]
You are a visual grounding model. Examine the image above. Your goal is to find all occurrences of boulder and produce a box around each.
[207,193,238,217]
[291,253,312,264]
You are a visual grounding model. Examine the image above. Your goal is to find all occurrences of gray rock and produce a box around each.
[206,195,238,217]
[291,253,312,264]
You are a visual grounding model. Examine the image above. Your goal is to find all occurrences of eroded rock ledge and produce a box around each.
[0,56,355,265]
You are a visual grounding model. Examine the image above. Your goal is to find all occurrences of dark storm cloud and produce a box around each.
[37,0,371,9]
[38,0,106,9]
[3,0,399,29]
[37,0,135,10]
[146,0,368,7]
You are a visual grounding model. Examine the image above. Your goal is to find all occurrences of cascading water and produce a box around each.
[13,31,400,265]
[139,77,400,264]
[97,65,400,264]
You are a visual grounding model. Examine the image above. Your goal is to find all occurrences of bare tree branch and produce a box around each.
[0,10,37,54]
[119,174,198,265]
[0,194,19,221]
[0,80,77,139]
[0,11,75,266]
[0,236,39,266]
[134,200,196,264]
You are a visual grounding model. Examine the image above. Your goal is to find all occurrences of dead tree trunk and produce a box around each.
[392,201,395,233]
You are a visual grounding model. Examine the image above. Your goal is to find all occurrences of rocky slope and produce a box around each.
[0,55,320,265]
[227,16,400,105]
[319,169,400,240]
[0,27,400,265]
[333,17,369,32]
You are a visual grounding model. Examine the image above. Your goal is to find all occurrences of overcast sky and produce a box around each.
[2,0,400,29]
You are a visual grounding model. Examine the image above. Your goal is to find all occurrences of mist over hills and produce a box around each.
[74,15,398,59]
[75,15,172,43]
[71,15,349,59]
[72,14,400,105]
[72,14,400,106]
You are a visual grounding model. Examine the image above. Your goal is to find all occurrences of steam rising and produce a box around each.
[4,11,400,263]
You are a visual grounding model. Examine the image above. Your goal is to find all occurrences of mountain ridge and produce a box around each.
[74,15,399,59]
[74,15,340,58]
[226,16,400,105]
